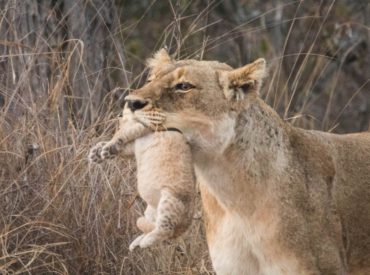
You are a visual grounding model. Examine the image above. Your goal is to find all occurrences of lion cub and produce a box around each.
[89,108,195,250]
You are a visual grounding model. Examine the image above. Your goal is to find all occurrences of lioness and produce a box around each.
[89,107,195,250]
[111,49,370,274]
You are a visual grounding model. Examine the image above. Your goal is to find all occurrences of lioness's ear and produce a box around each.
[218,58,266,101]
[147,48,172,69]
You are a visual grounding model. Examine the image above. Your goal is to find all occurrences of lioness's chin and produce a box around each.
[163,112,236,154]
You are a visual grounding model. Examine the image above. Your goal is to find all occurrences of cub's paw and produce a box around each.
[129,234,145,251]
[88,142,106,163]
[138,233,159,249]
[101,142,119,160]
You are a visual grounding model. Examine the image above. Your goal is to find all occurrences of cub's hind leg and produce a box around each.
[137,206,156,234]
[129,234,145,251]
[129,206,156,251]
[138,190,187,249]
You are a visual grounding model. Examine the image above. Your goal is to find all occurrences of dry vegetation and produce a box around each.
[0,0,369,274]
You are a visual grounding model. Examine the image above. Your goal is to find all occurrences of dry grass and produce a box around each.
[0,86,211,274]
[0,2,212,273]
[1,1,369,274]
[0,54,211,273]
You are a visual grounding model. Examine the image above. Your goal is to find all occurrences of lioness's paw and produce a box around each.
[101,143,118,160]
[88,142,106,163]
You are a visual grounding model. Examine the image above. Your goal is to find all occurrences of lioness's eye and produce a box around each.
[174,82,195,92]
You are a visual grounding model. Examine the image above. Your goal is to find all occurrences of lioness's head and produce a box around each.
[125,49,266,146]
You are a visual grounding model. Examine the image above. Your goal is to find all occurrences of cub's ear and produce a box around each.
[218,58,266,101]
[146,48,172,69]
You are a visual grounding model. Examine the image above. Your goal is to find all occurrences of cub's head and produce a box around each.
[125,49,266,138]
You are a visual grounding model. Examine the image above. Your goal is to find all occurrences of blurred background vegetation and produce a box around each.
[120,0,369,132]
[0,0,369,274]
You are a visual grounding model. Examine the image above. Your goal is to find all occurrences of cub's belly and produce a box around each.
[134,134,164,207]
[208,213,301,275]
[136,164,162,207]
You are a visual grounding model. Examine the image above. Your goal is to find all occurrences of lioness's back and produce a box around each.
[312,131,370,272]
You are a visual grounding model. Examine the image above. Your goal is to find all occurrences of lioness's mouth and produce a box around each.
[164,128,183,134]
[133,110,166,130]
[133,110,183,134]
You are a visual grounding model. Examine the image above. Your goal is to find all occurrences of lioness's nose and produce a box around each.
[126,99,148,112]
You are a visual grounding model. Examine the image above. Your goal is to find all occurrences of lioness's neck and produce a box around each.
[194,98,290,212]
[233,98,290,179]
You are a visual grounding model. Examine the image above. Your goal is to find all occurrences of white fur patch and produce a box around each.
[209,213,300,275]
[186,114,236,156]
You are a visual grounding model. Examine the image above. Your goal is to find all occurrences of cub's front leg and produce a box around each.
[89,140,136,165]
[88,141,107,163]
[89,112,150,163]
[100,122,150,160]
[100,138,124,160]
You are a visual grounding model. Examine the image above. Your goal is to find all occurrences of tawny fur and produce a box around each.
[120,49,370,275]
[89,109,195,250]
